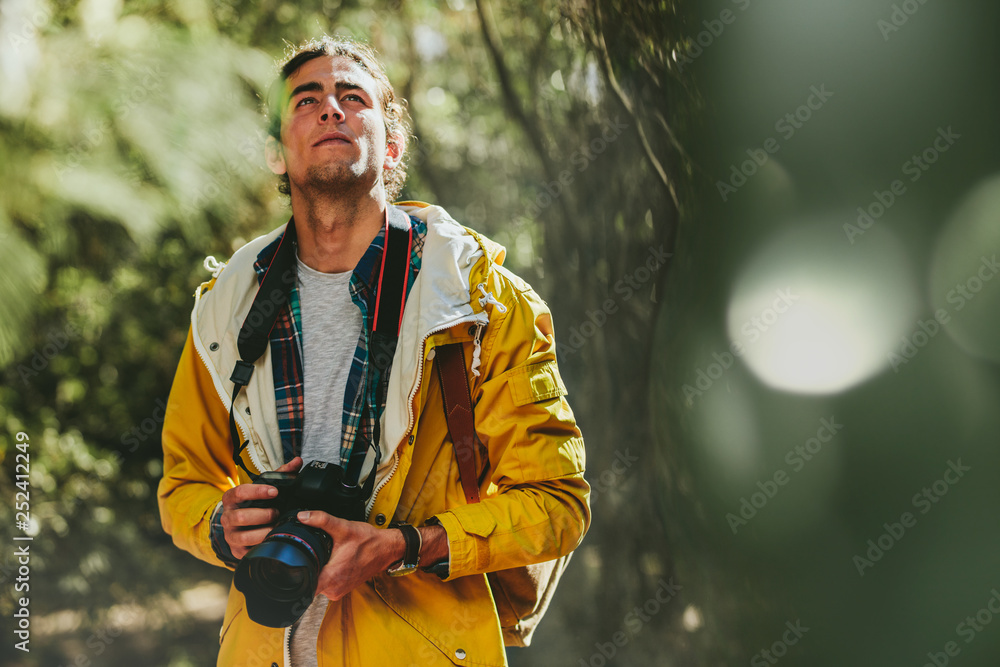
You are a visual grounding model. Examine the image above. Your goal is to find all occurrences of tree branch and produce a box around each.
[588,0,679,211]
[474,0,587,295]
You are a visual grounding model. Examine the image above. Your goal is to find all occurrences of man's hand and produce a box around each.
[295,512,451,600]
[219,456,303,559]
[295,511,404,601]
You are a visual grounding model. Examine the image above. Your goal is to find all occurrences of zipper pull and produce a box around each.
[470,322,485,378]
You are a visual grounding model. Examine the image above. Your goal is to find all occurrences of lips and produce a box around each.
[313,132,351,147]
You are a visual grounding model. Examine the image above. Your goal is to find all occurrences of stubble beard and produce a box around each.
[302,156,379,200]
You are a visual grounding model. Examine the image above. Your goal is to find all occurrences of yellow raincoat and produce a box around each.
[157,202,590,666]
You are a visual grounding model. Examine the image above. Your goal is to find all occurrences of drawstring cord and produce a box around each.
[477,283,508,313]
[471,283,507,378]
[203,256,227,278]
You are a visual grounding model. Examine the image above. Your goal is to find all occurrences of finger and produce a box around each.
[227,527,275,556]
[221,507,278,529]
[228,526,274,547]
[275,456,304,473]
[222,483,278,510]
[296,511,344,538]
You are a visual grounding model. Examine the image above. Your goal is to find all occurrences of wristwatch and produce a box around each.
[387,523,421,577]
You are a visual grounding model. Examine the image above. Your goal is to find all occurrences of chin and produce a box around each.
[301,164,378,194]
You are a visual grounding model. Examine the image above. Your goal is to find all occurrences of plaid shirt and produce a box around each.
[252,213,427,470]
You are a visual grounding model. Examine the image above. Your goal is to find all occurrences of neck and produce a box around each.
[291,186,387,274]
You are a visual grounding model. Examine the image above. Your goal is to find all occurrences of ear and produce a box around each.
[383,131,405,171]
[265,135,287,176]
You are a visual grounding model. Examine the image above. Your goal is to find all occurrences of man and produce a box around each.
[157,35,590,666]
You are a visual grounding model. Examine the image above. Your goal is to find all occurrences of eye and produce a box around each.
[295,96,317,108]
[343,93,365,104]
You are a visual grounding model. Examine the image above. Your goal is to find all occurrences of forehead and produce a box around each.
[285,55,380,96]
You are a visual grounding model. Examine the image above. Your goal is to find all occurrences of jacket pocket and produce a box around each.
[453,507,497,538]
[372,573,507,666]
[506,360,567,407]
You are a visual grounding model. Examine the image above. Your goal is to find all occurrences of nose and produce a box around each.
[319,95,344,123]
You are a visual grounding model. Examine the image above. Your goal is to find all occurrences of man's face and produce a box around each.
[267,55,401,198]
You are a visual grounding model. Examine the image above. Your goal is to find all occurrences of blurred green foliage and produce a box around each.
[1,0,692,664]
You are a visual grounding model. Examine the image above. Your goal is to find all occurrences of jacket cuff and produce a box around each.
[432,505,497,581]
[209,501,240,570]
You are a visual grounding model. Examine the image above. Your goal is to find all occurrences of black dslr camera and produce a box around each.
[233,461,369,628]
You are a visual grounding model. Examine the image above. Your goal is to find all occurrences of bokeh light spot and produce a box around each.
[727,222,919,394]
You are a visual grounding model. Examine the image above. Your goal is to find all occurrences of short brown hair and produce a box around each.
[265,36,411,201]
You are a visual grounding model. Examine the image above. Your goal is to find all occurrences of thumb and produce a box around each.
[296,511,344,536]
[275,456,304,473]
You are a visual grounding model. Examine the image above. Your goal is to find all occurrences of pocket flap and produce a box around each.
[454,508,497,538]
[507,361,567,407]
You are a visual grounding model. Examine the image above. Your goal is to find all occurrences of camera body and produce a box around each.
[234,461,370,628]
[246,460,368,522]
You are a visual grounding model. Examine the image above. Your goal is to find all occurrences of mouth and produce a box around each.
[313,133,351,147]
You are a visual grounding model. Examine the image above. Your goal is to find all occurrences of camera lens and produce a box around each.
[248,555,311,602]
[234,518,333,627]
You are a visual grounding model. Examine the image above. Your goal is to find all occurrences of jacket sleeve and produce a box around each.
[432,279,591,580]
[157,326,240,568]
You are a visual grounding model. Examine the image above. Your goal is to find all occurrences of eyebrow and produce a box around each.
[289,80,366,100]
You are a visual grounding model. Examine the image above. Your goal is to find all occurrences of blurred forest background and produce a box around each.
[2,0,1000,665]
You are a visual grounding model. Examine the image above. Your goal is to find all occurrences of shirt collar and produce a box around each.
[253,207,407,289]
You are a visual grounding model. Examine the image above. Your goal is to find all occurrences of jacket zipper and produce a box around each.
[365,449,399,517]
[283,626,292,667]
[364,312,488,517]
[190,285,266,475]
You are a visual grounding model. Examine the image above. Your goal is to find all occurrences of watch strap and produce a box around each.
[388,523,421,576]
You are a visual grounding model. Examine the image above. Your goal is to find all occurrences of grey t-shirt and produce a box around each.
[295,254,362,466]
[291,254,362,664]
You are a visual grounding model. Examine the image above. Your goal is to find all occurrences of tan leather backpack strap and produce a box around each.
[435,343,481,504]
